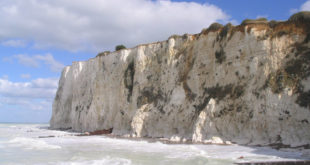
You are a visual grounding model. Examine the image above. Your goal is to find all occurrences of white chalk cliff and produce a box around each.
[50,13,310,147]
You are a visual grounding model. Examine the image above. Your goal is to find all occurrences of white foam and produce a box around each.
[1,124,310,165]
[54,135,309,162]
[55,156,131,165]
[189,145,306,162]
[8,137,61,150]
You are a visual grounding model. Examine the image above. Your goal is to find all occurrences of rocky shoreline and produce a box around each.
[46,127,310,151]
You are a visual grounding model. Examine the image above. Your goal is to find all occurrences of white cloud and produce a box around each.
[31,78,58,89]
[290,8,299,14]
[301,0,310,11]
[290,0,310,14]
[0,97,51,111]
[0,78,58,98]
[256,15,268,19]
[14,54,40,68]
[5,54,65,72]
[0,77,58,111]
[21,74,31,79]
[1,39,26,47]
[1,75,9,80]
[0,0,230,52]
[35,54,65,72]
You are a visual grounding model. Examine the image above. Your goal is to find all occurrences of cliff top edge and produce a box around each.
[89,12,310,61]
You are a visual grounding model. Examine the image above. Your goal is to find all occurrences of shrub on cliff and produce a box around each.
[208,23,223,31]
[241,18,268,25]
[288,11,310,22]
[200,23,223,35]
[115,45,126,51]
[96,51,111,57]
[268,20,278,28]
[218,23,233,41]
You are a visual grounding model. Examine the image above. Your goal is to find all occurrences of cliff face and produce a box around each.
[50,13,310,147]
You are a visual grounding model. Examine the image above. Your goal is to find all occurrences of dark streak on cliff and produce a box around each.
[124,61,135,102]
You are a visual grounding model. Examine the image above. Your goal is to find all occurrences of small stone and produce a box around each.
[211,136,224,144]
[170,136,181,142]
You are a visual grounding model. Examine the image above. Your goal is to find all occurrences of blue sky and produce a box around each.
[0,0,309,123]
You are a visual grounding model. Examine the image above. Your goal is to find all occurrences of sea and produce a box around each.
[0,123,309,165]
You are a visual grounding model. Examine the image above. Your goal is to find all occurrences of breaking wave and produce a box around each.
[55,157,131,165]
[8,137,61,150]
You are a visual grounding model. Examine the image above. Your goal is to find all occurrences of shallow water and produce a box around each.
[0,123,309,165]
